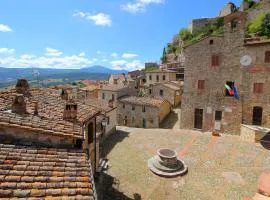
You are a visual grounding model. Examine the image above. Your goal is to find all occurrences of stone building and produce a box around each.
[181,10,270,135]
[82,96,117,140]
[117,96,171,128]
[0,79,102,199]
[145,69,177,86]
[98,84,137,107]
[108,74,134,87]
[148,81,183,107]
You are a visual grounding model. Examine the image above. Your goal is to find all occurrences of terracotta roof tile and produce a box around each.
[119,96,167,108]
[0,88,100,139]
[0,143,95,199]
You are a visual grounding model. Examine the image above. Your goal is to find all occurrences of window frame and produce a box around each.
[198,80,205,90]
[253,83,264,94]
[215,110,222,121]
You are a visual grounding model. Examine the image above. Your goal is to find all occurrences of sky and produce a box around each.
[0,0,241,71]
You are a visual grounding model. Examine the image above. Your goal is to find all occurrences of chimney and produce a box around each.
[108,99,114,108]
[33,101,38,115]
[61,89,69,100]
[63,100,78,121]
[12,94,26,114]
[16,79,30,95]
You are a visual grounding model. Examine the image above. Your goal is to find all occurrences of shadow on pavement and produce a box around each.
[260,132,270,150]
[101,130,130,158]
[159,111,178,129]
[98,172,142,200]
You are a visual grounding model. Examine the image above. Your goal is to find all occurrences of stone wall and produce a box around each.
[117,102,160,128]
[181,11,270,135]
[0,126,75,148]
[145,72,176,86]
[150,84,181,107]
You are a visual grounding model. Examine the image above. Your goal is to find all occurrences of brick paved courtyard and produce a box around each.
[101,127,270,200]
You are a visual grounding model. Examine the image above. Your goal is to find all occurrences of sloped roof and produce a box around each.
[0,88,100,139]
[0,143,95,199]
[119,96,167,108]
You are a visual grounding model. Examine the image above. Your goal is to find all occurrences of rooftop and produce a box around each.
[0,88,100,139]
[146,69,176,73]
[81,97,115,113]
[101,84,130,91]
[119,96,166,108]
[0,143,94,199]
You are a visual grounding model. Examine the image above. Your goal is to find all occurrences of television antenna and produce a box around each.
[32,68,40,88]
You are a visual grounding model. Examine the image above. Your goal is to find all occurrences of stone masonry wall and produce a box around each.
[117,102,160,128]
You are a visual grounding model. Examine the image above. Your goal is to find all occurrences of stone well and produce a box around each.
[148,148,188,177]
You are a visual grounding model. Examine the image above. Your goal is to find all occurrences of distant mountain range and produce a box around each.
[0,66,127,81]
[0,66,128,88]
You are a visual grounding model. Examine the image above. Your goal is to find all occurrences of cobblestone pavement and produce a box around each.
[101,127,270,200]
[160,107,181,129]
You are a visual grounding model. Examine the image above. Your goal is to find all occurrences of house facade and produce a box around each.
[117,96,171,128]
[145,70,177,86]
[148,81,183,107]
[180,11,270,135]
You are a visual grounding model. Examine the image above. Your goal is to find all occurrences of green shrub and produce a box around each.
[261,13,270,38]
[179,28,192,41]
[248,13,265,34]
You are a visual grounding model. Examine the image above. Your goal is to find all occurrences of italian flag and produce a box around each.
[224,84,234,95]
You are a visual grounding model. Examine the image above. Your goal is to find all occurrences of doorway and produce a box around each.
[194,109,203,129]
[142,119,147,128]
[252,106,263,126]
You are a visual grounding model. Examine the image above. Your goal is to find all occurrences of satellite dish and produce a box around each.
[240,55,252,66]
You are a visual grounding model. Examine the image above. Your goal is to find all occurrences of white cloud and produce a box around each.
[121,0,164,13]
[79,52,86,57]
[0,48,15,54]
[45,47,63,57]
[0,24,12,32]
[122,53,138,59]
[102,59,108,62]
[0,52,95,69]
[73,12,112,26]
[110,52,118,58]
[110,59,144,71]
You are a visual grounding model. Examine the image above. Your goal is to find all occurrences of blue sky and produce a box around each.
[0,0,241,71]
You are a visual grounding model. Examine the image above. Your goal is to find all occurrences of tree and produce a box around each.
[179,28,192,41]
[161,47,167,64]
[261,13,270,38]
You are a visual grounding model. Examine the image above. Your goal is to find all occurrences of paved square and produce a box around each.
[101,127,270,200]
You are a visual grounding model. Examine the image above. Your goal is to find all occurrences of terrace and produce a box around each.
[100,127,270,200]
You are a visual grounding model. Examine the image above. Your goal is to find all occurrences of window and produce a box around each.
[102,93,105,99]
[107,117,110,125]
[253,106,263,126]
[209,39,214,45]
[215,111,222,121]
[211,55,220,66]
[149,75,152,80]
[113,79,117,85]
[122,104,125,109]
[254,83,264,94]
[225,81,234,96]
[231,19,237,29]
[198,80,205,90]
[149,89,152,94]
[160,90,164,96]
[132,117,135,125]
[265,51,270,63]
[124,116,128,126]
[163,75,166,81]
[142,106,146,112]
[156,75,159,82]
[112,94,115,101]
[132,105,135,111]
